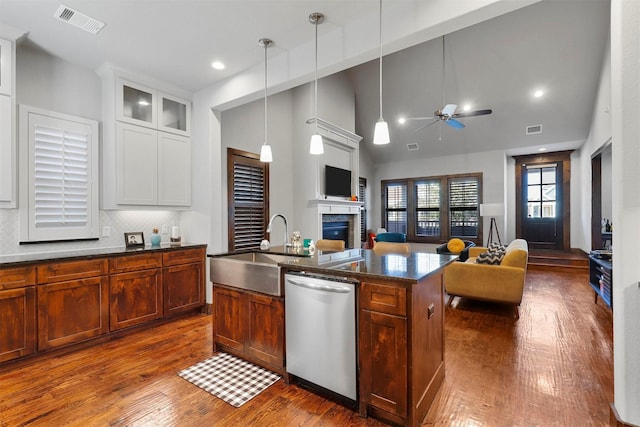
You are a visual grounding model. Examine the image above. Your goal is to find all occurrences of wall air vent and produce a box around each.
[526,124,543,135]
[407,143,419,151]
[54,4,105,35]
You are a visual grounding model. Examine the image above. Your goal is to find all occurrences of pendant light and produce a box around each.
[309,12,324,155]
[259,38,273,162]
[373,0,390,145]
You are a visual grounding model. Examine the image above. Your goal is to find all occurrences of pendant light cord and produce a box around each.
[314,16,319,134]
[378,0,383,121]
[264,42,268,144]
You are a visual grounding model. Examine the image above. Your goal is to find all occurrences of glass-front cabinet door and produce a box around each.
[116,79,157,128]
[159,92,190,136]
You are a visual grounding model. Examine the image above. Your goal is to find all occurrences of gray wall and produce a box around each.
[16,40,101,120]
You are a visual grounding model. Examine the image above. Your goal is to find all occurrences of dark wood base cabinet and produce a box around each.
[0,266,37,362]
[37,259,110,351]
[359,272,445,427]
[163,249,205,316]
[213,285,284,375]
[0,245,206,365]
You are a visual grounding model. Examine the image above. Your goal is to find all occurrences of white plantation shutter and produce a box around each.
[34,125,89,228]
[20,106,99,242]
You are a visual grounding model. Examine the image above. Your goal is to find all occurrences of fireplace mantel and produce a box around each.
[303,118,363,248]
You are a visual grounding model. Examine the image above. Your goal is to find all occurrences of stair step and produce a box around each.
[528,256,589,267]
[527,249,589,273]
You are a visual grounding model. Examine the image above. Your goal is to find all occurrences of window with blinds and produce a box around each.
[20,106,99,242]
[382,172,482,243]
[448,177,479,238]
[227,148,269,251]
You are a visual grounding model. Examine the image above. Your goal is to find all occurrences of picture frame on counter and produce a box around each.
[124,232,144,248]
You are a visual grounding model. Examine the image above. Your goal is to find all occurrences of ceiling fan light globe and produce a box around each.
[260,144,273,162]
[310,133,324,155]
[373,120,390,145]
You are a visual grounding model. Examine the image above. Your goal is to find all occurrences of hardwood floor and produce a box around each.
[0,270,612,426]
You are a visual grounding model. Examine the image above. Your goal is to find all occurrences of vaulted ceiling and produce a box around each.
[0,0,610,164]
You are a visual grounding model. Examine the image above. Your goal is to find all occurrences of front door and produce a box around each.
[521,163,563,250]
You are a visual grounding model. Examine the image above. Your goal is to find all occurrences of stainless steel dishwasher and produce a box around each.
[284,272,358,401]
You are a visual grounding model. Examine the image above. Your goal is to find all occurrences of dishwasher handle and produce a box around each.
[286,278,351,294]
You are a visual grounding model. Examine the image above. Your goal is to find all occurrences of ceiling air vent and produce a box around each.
[54,4,105,35]
[526,124,543,135]
[407,143,419,151]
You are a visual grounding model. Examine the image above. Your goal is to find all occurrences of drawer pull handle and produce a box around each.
[428,303,435,319]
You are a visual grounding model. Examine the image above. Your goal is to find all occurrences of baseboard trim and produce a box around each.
[203,303,213,315]
[611,403,640,427]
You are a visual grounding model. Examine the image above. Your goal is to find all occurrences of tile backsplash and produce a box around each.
[0,209,181,256]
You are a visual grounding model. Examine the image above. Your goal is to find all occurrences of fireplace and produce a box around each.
[321,214,355,248]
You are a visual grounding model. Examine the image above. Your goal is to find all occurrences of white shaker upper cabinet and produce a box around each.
[0,38,12,96]
[0,38,15,207]
[116,122,158,205]
[157,132,191,206]
[0,95,12,203]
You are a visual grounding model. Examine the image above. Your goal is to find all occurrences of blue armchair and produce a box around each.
[374,232,407,243]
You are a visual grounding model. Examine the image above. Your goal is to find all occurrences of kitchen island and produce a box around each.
[210,247,456,427]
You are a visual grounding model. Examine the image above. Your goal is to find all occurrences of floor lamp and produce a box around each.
[480,203,504,247]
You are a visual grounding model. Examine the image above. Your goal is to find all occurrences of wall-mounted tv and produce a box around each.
[325,165,352,197]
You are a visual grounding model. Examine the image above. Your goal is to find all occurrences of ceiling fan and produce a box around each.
[407,35,492,133]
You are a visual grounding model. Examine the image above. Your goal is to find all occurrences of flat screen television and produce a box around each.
[325,165,352,197]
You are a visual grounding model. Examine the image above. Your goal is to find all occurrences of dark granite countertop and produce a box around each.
[208,246,457,283]
[0,242,207,268]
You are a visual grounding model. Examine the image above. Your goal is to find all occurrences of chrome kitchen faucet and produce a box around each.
[267,214,291,247]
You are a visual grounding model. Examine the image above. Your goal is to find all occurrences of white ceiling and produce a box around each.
[0,0,610,164]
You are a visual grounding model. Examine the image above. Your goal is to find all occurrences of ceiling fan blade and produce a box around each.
[404,116,435,121]
[453,109,493,118]
[441,104,457,116]
[413,119,439,133]
[445,118,465,129]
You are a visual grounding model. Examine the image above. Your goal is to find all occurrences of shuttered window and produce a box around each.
[20,106,99,242]
[359,177,367,242]
[382,172,482,243]
[383,182,407,234]
[448,176,479,238]
[227,148,269,251]
[415,180,440,237]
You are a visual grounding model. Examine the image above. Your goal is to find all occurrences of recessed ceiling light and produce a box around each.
[462,104,471,111]
[533,89,544,98]
[538,147,547,152]
[211,61,225,70]
[398,117,406,124]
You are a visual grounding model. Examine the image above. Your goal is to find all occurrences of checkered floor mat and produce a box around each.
[178,352,281,407]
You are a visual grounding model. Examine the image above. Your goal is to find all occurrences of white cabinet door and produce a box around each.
[158,132,191,206]
[116,122,158,205]
[116,79,157,129]
[158,92,190,137]
[0,39,11,96]
[0,95,12,203]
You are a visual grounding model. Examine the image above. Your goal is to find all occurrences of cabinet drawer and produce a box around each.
[110,253,162,273]
[0,266,36,290]
[162,247,205,266]
[37,259,108,284]
[360,282,407,316]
